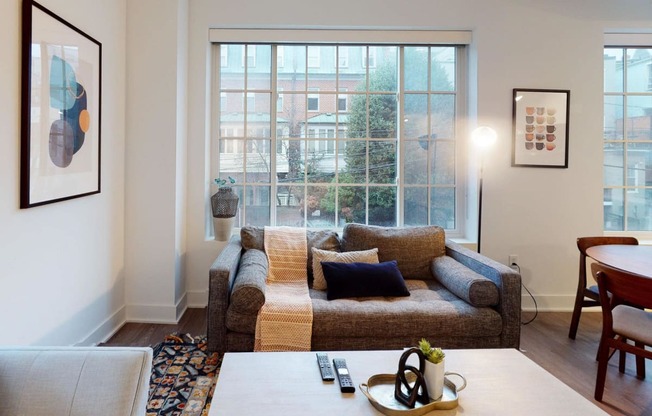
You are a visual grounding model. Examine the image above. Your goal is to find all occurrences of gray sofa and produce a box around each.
[0,346,152,416]
[207,224,521,353]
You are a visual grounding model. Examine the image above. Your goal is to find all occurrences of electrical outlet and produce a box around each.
[508,255,518,266]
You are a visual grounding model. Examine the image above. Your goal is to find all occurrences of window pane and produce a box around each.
[343,46,366,91]
[431,187,455,229]
[604,188,624,231]
[249,45,270,90]
[245,139,270,183]
[220,92,244,134]
[307,140,336,183]
[277,139,304,183]
[627,142,652,186]
[404,94,428,138]
[604,95,623,140]
[369,140,396,184]
[306,186,335,228]
[247,93,271,137]
[369,186,396,226]
[308,46,335,91]
[369,47,397,92]
[219,141,244,181]
[604,48,623,93]
[626,96,652,140]
[431,47,456,91]
[221,45,244,90]
[347,94,368,138]
[245,186,270,226]
[431,94,455,139]
[404,47,428,91]
[338,186,365,225]
[370,94,397,138]
[431,140,455,185]
[276,183,302,227]
[278,93,307,138]
[604,143,624,186]
[404,187,428,225]
[626,48,652,93]
[278,45,306,91]
[339,140,366,184]
[404,140,428,185]
[627,189,652,230]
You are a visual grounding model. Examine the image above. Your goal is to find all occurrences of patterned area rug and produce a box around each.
[148,334,222,416]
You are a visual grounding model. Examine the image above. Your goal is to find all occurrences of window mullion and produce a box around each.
[270,44,278,226]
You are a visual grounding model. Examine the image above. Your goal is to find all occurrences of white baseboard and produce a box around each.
[520,294,602,312]
[76,306,127,346]
[187,289,208,307]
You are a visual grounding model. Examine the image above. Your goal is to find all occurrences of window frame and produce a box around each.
[603,34,652,234]
[210,29,470,237]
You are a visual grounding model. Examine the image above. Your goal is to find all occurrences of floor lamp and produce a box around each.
[471,126,497,254]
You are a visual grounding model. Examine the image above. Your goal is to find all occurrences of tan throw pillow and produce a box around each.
[311,247,379,290]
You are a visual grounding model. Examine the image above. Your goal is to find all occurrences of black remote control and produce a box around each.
[316,353,335,381]
[333,358,355,393]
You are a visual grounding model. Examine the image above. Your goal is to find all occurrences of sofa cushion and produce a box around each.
[311,247,379,290]
[430,255,499,307]
[230,249,267,315]
[322,260,410,300]
[341,224,445,279]
[241,226,340,284]
[310,279,502,339]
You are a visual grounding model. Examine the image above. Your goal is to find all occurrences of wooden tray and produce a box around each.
[360,372,466,416]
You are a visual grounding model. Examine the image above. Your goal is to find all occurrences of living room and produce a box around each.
[1,0,651,414]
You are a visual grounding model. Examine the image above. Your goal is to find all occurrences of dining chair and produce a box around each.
[568,236,638,340]
[592,262,652,401]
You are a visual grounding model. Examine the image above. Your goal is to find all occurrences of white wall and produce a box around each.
[176,0,652,312]
[0,0,127,345]
[125,0,189,323]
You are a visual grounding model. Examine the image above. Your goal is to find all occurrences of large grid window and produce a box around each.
[604,47,652,231]
[215,42,464,232]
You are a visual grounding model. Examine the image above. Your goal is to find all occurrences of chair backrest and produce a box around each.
[576,237,638,286]
[592,262,652,311]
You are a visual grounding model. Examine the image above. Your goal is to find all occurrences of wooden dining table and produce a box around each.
[586,244,652,278]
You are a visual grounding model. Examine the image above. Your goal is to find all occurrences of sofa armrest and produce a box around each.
[444,239,521,348]
[207,235,243,353]
[0,346,152,416]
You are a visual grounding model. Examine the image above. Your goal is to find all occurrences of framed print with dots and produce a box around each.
[512,88,570,168]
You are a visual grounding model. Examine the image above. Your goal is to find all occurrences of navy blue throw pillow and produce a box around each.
[321,260,410,300]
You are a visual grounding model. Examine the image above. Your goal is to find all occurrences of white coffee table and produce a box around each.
[210,349,608,415]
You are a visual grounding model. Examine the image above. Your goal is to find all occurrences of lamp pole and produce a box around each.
[471,126,497,254]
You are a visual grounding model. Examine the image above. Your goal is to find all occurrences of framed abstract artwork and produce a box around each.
[20,1,102,208]
[512,88,570,168]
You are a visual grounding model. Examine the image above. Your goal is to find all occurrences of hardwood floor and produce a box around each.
[105,309,652,415]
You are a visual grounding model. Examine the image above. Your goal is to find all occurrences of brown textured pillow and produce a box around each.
[240,226,341,283]
[341,224,445,279]
[311,247,379,290]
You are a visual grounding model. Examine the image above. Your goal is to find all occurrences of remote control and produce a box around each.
[316,353,335,381]
[333,358,355,393]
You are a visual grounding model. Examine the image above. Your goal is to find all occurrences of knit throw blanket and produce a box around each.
[254,226,313,351]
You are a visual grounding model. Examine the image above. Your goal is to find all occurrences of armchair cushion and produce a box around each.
[431,255,499,307]
[230,249,268,315]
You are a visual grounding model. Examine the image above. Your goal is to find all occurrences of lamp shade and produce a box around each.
[472,126,497,149]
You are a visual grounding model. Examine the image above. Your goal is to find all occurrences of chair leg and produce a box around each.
[568,296,584,340]
[635,341,646,380]
[618,337,627,374]
[595,338,610,401]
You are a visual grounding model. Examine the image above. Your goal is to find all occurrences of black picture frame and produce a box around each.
[20,0,102,208]
[512,88,570,168]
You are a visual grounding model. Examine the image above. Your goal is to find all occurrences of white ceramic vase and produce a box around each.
[424,359,445,400]
[213,216,235,241]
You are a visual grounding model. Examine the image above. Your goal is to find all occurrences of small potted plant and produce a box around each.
[418,338,446,400]
[211,176,238,241]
